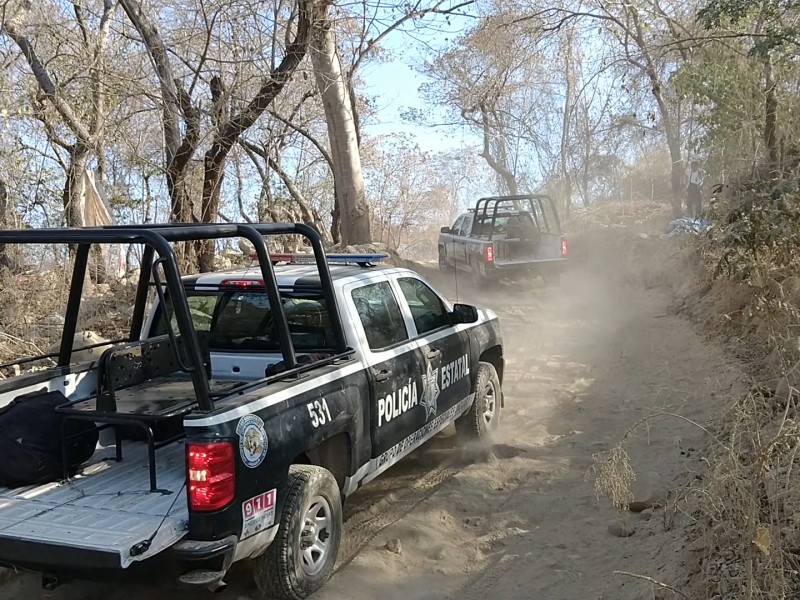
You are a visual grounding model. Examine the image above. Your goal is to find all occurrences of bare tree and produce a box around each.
[119,0,320,270]
[421,10,559,195]
[0,178,10,270]
[517,0,700,215]
[1,0,116,226]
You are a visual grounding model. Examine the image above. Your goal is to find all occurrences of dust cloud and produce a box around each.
[2,228,742,599]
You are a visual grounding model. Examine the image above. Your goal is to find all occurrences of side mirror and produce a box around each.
[440,226,451,234]
[451,303,478,324]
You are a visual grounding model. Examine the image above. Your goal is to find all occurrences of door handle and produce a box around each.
[374,369,392,382]
[425,349,441,360]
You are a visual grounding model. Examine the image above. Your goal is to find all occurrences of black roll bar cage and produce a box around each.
[0,222,346,413]
[471,194,561,242]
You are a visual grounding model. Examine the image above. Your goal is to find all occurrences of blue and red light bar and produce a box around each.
[249,252,389,266]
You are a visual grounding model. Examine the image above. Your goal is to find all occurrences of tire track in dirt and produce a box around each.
[334,463,463,575]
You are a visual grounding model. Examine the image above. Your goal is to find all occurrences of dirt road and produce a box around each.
[4,256,742,599]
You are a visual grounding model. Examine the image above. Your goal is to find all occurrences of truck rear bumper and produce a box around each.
[0,534,239,590]
[173,535,238,589]
[489,258,567,276]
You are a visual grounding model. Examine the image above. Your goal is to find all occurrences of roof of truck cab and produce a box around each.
[181,263,405,289]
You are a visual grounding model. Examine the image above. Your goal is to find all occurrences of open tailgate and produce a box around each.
[0,441,188,569]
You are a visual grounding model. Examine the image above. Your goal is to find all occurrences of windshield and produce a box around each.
[150,289,336,352]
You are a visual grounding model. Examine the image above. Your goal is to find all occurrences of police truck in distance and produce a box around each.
[0,223,504,600]
[438,194,568,286]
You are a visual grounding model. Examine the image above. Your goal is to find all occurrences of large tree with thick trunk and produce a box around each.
[309,4,372,246]
[119,0,321,270]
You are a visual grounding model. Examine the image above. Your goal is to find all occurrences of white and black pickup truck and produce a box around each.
[0,223,504,599]
[438,194,568,286]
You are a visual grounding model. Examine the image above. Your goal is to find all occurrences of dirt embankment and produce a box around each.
[572,219,800,599]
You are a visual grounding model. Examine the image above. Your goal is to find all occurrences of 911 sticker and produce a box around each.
[242,489,277,540]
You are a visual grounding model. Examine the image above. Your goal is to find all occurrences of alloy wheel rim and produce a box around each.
[299,496,333,577]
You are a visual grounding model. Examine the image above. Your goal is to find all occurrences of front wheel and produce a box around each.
[254,465,343,600]
[456,361,501,440]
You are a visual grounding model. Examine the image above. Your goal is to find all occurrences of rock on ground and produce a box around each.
[608,519,636,538]
[628,471,669,512]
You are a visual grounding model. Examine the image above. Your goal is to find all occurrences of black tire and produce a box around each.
[542,271,561,287]
[254,465,343,600]
[456,361,501,440]
[470,259,484,288]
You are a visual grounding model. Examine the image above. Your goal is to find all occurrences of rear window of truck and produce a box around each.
[150,289,336,352]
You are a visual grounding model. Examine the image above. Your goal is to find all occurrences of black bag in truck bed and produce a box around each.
[0,390,98,487]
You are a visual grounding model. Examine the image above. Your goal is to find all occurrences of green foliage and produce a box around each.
[706,178,800,282]
[699,0,800,55]
[673,44,763,175]
[698,0,758,28]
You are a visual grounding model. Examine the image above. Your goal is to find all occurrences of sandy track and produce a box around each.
[3,262,742,599]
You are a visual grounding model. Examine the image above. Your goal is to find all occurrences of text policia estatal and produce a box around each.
[377,354,470,427]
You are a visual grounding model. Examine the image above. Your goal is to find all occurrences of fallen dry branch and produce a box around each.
[613,570,690,599]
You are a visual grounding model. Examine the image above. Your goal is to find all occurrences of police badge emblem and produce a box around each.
[236,414,268,468]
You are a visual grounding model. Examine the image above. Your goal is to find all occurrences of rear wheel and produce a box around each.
[542,271,561,287]
[254,465,342,600]
[470,259,485,288]
[438,247,451,271]
[456,361,501,440]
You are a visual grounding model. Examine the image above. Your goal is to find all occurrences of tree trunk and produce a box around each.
[626,13,683,217]
[166,162,197,272]
[63,144,91,227]
[310,10,371,246]
[120,0,201,245]
[198,148,226,272]
[0,179,10,272]
[331,192,341,244]
[476,107,519,195]
[560,31,575,221]
[667,137,684,217]
[649,77,683,216]
[764,54,780,175]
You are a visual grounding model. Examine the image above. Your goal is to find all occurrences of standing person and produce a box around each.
[685,160,704,218]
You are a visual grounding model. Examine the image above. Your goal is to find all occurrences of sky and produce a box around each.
[355,7,480,154]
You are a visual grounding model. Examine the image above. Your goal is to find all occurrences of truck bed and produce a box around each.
[0,439,188,569]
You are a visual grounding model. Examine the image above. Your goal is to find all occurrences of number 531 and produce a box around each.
[307,398,332,428]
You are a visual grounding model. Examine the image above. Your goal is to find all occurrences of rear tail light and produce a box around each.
[187,442,236,511]
[485,245,494,264]
[561,239,568,257]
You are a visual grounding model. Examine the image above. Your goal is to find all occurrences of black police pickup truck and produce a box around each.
[0,223,504,600]
[438,194,567,285]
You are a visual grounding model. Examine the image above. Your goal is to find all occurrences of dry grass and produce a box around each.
[567,199,672,233]
[0,264,137,371]
[591,445,636,510]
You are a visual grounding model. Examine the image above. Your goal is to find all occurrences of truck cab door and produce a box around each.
[455,214,473,265]
[347,280,426,460]
[394,276,472,420]
[444,216,464,268]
